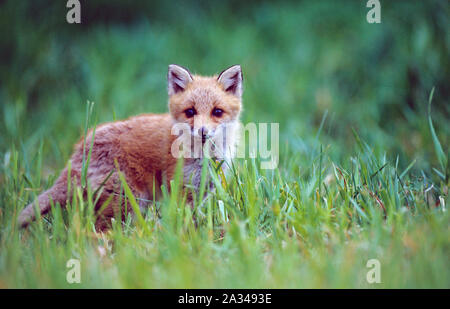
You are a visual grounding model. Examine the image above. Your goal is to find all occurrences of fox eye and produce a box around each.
[184,108,196,118]
[212,108,223,117]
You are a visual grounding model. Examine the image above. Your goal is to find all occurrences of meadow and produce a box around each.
[0,0,448,288]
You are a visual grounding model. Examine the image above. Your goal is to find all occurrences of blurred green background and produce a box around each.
[0,0,448,181]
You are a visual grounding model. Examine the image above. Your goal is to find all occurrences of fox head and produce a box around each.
[168,64,243,159]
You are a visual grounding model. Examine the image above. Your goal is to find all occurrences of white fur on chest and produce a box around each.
[182,121,239,191]
[183,159,204,189]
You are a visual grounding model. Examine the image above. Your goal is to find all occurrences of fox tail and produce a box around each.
[18,176,68,228]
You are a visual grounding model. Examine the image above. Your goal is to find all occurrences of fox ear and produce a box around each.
[218,65,243,98]
[168,64,193,95]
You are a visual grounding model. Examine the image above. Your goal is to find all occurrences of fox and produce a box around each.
[18,64,243,231]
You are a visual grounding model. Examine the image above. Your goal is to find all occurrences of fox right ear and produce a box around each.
[217,65,243,98]
[168,64,193,95]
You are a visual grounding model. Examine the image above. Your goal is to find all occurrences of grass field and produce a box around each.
[0,1,449,288]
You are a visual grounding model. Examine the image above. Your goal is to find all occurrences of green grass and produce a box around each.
[0,0,449,288]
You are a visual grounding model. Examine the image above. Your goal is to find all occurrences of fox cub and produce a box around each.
[18,64,243,231]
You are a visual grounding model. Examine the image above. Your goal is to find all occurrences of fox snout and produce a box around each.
[191,118,215,142]
[197,126,210,143]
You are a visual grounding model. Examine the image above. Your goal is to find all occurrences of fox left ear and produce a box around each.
[218,65,243,98]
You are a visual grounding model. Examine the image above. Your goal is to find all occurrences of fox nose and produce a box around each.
[198,127,208,138]
[198,127,209,141]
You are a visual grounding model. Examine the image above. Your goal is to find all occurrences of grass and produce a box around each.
[0,101,448,288]
[0,0,449,288]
